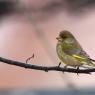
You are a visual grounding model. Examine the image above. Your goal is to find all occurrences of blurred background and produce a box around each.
[0,0,95,95]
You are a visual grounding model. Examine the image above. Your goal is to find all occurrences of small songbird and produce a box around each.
[56,30,95,69]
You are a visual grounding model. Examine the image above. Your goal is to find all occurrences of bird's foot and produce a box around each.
[76,66,80,75]
[64,65,68,69]
[62,65,68,73]
[58,62,61,68]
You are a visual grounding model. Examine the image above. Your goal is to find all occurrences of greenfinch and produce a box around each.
[56,30,95,69]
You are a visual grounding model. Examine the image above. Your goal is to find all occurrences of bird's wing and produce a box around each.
[64,49,90,62]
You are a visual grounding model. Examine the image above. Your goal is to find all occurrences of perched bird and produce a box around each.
[56,30,95,69]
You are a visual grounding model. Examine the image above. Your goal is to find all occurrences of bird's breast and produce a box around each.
[56,43,83,66]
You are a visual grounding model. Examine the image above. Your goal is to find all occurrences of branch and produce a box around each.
[0,57,95,74]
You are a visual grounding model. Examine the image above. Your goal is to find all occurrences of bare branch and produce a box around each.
[0,57,95,74]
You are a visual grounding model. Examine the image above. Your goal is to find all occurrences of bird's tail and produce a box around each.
[89,63,95,67]
[88,58,95,67]
[89,58,95,62]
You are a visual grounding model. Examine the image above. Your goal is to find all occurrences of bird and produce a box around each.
[56,30,95,69]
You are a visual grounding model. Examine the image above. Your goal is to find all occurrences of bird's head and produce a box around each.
[56,30,74,42]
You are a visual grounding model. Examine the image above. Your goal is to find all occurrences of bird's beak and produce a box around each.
[56,37,62,41]
[56,37,59,40]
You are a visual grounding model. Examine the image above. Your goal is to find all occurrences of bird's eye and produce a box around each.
[61,35,67,39]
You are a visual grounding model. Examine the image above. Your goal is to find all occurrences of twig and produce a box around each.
[26,53,34,63]
[0,57,95,74]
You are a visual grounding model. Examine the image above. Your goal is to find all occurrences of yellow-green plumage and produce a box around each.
[56,30,94,67]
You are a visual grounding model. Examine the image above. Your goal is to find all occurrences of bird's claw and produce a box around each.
[58,62,61,68]
[76,66,80,75]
